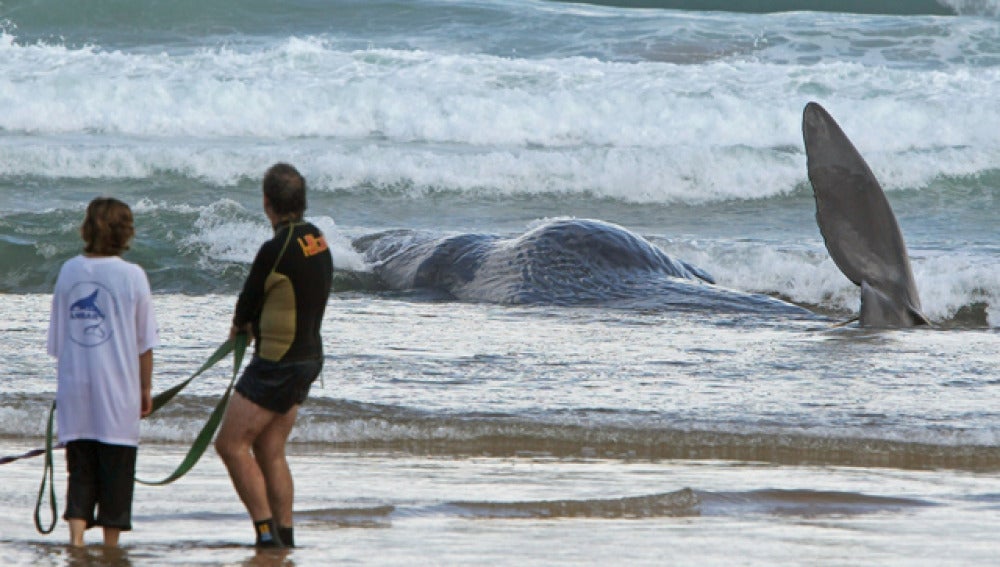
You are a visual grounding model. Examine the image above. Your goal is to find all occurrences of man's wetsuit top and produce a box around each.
[233,221,333,362]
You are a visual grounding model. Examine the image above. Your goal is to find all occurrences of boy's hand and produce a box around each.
[141,390,153,417]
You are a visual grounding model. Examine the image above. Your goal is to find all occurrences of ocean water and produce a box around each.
[1,0,998,565]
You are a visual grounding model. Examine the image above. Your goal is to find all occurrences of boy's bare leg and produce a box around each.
[68,518,86,547]
[102,526,121,547]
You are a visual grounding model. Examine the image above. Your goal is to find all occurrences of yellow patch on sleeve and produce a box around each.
[297,234,329,257]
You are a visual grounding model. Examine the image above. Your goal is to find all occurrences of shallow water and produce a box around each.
[2,295,999,565]
[3,448,999,566]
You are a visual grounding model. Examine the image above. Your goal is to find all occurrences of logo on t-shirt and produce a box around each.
[297,233,329,257]
[68,282,117,347]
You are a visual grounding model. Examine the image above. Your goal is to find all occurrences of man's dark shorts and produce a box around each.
[64,439,137,531]
[235,356,323,414]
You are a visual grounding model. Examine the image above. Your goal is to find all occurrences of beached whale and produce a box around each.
[341,102,926,327]
[802,102,929,328]
[349,218,814,318]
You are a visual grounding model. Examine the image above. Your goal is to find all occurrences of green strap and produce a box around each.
[149,334,244,414]
[33,401,58,534]
[34,333,248,533]
[271,221,299,276]
[136,333,247,486]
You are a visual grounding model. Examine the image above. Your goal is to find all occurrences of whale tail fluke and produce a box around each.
[859,282,930,328]
[802,101,929,328]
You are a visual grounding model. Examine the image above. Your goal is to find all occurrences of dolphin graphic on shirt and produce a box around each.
[70,289,108,339]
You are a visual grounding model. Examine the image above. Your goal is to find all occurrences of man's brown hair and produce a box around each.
[81,197,135,256]
[262,163,307,220]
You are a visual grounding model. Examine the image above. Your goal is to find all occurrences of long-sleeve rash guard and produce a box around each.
[233,221,333,362]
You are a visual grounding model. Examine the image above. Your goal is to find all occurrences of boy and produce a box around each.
[47,197,159,547]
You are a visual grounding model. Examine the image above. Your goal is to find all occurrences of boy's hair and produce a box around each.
[81,197,135,256]
[263,163,307,219]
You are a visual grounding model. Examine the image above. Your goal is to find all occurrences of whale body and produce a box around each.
[350,218,814,317]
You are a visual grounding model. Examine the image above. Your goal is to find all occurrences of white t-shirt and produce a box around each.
[47,255,160,446]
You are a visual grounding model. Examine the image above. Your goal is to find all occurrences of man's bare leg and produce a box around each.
[215,392,278,522]
[253,405,298,528]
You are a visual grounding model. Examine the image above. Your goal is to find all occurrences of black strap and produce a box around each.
[33,401,58,534]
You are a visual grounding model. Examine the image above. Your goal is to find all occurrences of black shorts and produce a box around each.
[235,356,323,414]
[64,440,137,531]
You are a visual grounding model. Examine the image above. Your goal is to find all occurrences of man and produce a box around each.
[215,163,333,548]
